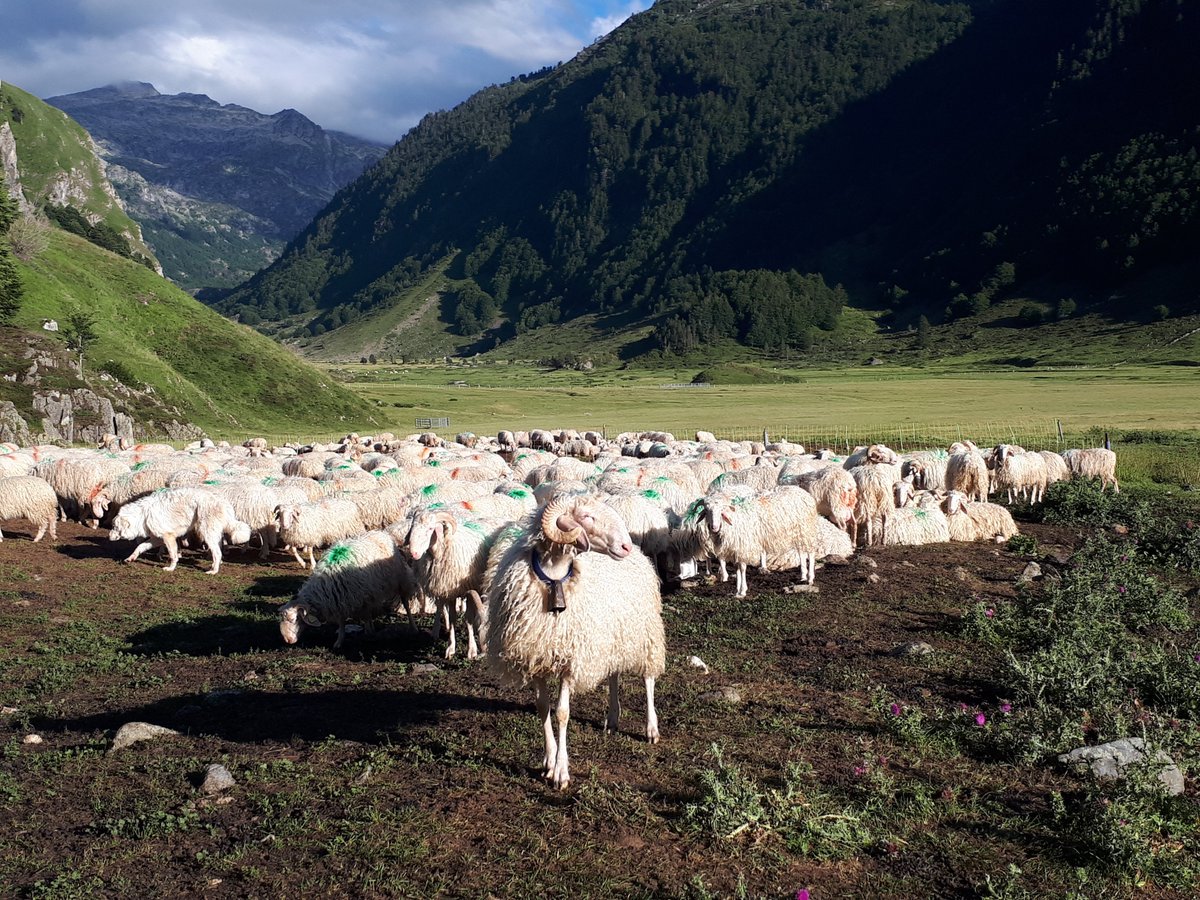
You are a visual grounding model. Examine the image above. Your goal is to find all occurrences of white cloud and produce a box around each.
[1,1,655,142]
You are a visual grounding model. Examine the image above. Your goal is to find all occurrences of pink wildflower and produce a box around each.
[889,702,902,717]
[975,713,987,726]
[1000,702,1013,714]
[797,890,811,900]
[984,608,995,619]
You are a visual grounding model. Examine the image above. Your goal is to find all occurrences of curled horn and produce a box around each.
[541,497,583,545]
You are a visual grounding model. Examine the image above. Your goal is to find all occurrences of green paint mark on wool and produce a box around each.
[262,476,279,486]
[426,459,441,467]
[641,489,661,501]
[203,479,220,485]
[425,502,445,510]
[421,484,439,496]
[464,520,485,533]
[372,469,386,476]
[323,544,353,566]
[684,499,705,524]
[130,461,150,472]
[933,449,949,460]
[506,487,531,499]
[710,473,728,489]
[914,508,928,520]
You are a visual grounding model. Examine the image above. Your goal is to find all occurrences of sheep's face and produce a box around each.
[894,480,914,508]
[279,603,320,644]
[407,517,437,560]
[550,498,634,559]
[941,491,967,516]
[275,505,298,530]
[704,499,734,534]
[91,493,111,520]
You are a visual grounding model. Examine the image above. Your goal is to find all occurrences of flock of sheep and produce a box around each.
[0,430,1118,789]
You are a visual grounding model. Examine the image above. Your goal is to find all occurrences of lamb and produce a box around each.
[0,475,59,542]
[941,491,1019,542]
[406,510,511,659]
[993,444,1049,505]
[278,530,421,649]
[109,487,252,574]
[849,463,902,547]
[945,445,989,502]
[274,498,367,569]
[485,495,664,790]
[1062,447,1119,492]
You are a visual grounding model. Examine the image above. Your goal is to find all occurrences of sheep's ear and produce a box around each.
[299,606,321,626]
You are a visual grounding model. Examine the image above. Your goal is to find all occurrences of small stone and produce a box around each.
[1049,549,1073,565]
[701,575,717,586]
[1058,737,1184,796]
[859,556,878,569]
[1016,562,1042,584]
[49,616,71,625]
[867,573,881,584]
[687,655,709,674]
[215,796,235,805]
[23,733,43,744]
[1112,524,1129,536]
[353,764,374,786]
[410,663,441,675]
[242,671,260,682]
[699,686,742,705]
[110,722,180,753]
[892,641,935,658]
[953,566,972,582]
[200,763,236,794]
[208,877,224,887]
[823,555,851,567]
[202,689,244,706]
[0,706,17,715]
[783,584,820,594]
[900,561,915,568]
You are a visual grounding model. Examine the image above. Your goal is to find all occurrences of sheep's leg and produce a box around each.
[645,675,660,743]
[605,674,620,735]
[333,622,346,649]
[465,619,479,660]
[125,539,155,563]
[258,524,278,560]
[679,557,697,580]
[807,552,816,585]
[535,677,556,779]
[161,533,180,571]
[306,546,316,569]
[290,544,306,567]
[758,551,768,574]
[550,679,573,790]
[442,600,457,659]
[735,562,748,598]
[202,527,222,575]
[717,559,729,582]
[33,520,48,542]
[48,517,57,541]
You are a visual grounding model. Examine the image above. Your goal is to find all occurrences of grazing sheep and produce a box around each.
[212,481,312,559]
[274,498,367,569]
[945,446,989,503]
[109,487,251,574]
[33,456,131,526]
[849,463,902,547]
[485,495,663,790]
[279,530,420,648]
[0,475,59,542]
[941,491,1018,542]
[1062,448,1119,492]
[282,452,337,479]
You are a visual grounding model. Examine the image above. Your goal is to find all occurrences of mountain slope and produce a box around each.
[218,0,1200,362]
[0,83,377,439]
[46,83,388,291]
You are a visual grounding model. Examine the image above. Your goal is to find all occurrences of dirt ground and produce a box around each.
[0,516,1190,898]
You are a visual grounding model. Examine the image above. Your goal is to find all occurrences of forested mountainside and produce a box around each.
[46,83,388,291]
[215,0,1200,358]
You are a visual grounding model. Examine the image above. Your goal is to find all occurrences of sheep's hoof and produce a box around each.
[205,568,219,575]
[443,645,456,660]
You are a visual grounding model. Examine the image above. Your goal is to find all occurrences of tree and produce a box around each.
[62,310,99,378]
[916,314,931,349]
[1054,297,1077,320]
[0,182,22,323]
[1153,304,1170,321]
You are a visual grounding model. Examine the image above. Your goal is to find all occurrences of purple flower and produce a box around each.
[1117,585,1127,594]
[975,713,987,727]
[1000,702,1013,714]
[853,764,868,777]
[985,608,995,619]
[959,702,969,713]
[797,891,811,900]
[889,702,902,717]
[1193,653,1200,664]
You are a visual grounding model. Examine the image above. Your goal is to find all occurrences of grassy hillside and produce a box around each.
[6,228,378,439]
[0,83,155,264]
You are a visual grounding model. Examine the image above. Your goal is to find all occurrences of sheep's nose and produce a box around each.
[617,541,633,557]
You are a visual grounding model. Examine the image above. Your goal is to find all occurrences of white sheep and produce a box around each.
[1062,448,1118,492]
[274,498,367,569]
[279,530,420,648]
[33,455,131,526]
[0,475,59,542]
[406,510,511,659]
[1039,450,1071,487]
[485,495,664,790]
[109,487,251,574]
[902,450,949,491]
[993,444,1049,505]
[941,491,1018,542]
[849,462,902,547]
[945,446,989,503]
[793,465,859,542]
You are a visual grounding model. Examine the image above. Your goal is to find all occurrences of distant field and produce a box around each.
[333,362,1200,441]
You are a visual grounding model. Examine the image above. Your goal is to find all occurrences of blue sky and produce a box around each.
[0,1,654,143]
